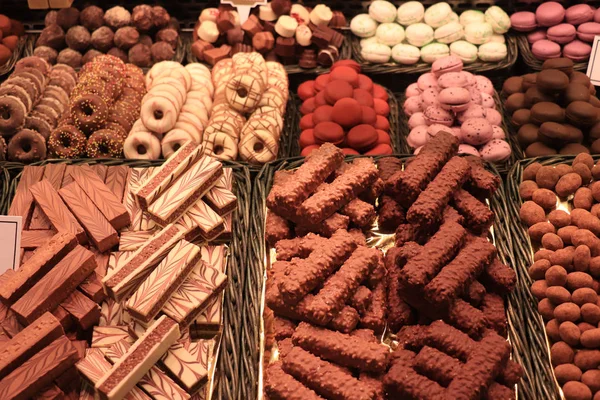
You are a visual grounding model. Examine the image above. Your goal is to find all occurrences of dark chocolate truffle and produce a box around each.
[139,35,153,47]
[57,48,82,68]
[104,6,131,30]
[56,7,79,30]
[114,27,140,50]
[151,41,175,62]
[226,27,244,45]
[156,28,179,50]
[36,24,65,50]
[271,0,292,16]
[80,6,105,31]
[82,49,103,64]
[91,27,114,52]
[132,5,153,32]
[33,46,58,64]
[65,26,91,52]
[152,6,170,29]
[107,47,128,63]
[45,11,58,27]
[128,43,152,67]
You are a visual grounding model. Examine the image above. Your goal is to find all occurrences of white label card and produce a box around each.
[0,216,21,274]
[221,0,268,24]
[587,36,600,86]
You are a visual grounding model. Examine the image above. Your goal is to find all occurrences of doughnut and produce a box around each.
[0,84,32,112]
[140,93,179,133]
[146,61,185,88]
[25,115,53,140]
[0,96,27,135]
[161,129,194,158]
[123,130,161,160]
[239,128,279,164]
[38,97,65,116]
[51,64,77,81]
[12,70,45,94]
[7,129,47,162]
[33,104,60,126]
[0,136,5,160]
[44,86,70,107]
[86,129,124,158]
[48,125,87,158]
[5,76,39,102]
[203,130,239,161]
[173,119,203,143]
[105,122,129,139]
[225,72,265,114]
[70,94,108,134]
[15,56,50,74]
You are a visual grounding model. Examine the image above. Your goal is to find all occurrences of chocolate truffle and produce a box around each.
[56,7,79,30]
[57,48,82,68]
[151,41,174,62]
[33,46,58,64]
[139,35,153,47]
[107,47,128,63]
[168,17,180,31]
[91,27,114,52]
[80,6,104,31]
[152,6,170,29]
[36,24,65,50]
[217,11,235,33]
[82,48,103,64]
[191,40,213,61]
[104,6,131,30]
[132,5,153,32]
[156,28,179,49]
[65,26,91,52]
[271,0,292,16]
[45,11,57,27]
[114,27,140,50]
[226,27,244,45]
[128,43,152,67]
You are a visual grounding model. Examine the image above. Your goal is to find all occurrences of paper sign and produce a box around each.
[0,216,21,274]
[587,36,600,86]
[221,0,267,24]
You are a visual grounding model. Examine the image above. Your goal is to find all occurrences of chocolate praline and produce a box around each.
[156,28,179,49]
[65,26,91,52]
[57,48,82,68]
[132,5,153,32]
[80,6,104,31]
[107,47,129,63]
[33,46,58,64]
[168,17,180,31]
[36,24,65,50]
[104,6,131,30]
[151,6,170,29]
[139,35,153,47]
[56,7,79,30]
[114,27,140,50]
[91,27,114,52]
[45,11,57,27]
[128,43,152,67]
[151,41,175,62]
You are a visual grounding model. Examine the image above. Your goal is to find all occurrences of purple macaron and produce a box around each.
[577,22,600,43]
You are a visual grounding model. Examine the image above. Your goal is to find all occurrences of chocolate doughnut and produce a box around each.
[70,94,109,134]
[0,136,6,160]
[7,129,47,162]
[6,76,39,102]
[0,84,31,112]
[0,96,27,135]
[48,124,86,158]
[15,56,50,74]
[25,115,52,139]
[86,129,124,158]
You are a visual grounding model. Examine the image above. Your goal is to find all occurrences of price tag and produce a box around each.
[587,36,600,86]
[0,216,21,274]
[221,0,267,24]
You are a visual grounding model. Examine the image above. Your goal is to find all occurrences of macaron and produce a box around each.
[481,92,495,108]
[527,30,547,44]
[369,0,397,23]
[405,23,434,47]
[361,43,392,64]
[449,40,478,63]
[313,105,333,124]
[300,97,316,115]
[314,121,344,144]
[373,85,389,101]
[437,71,469,88]
[438,87,471,112]
[565,4,594,25]
[405,82,422,97]
[431,55,463,77]
[577,22,600,43]
[391,43,420,65]
[373,98,390,116]
[461,117,494,145]
[353,88,374,107]
[420,43,450,63]
[417,72,438,90]
[330,66,359,87]
[361,105,377,125]
[376,130,391,145]
[407,126,429,148]
[546,24,577,44]
[478,42,507,62]
[408,112,427,129]
[563,40,592,62]
[375,115,390,131]
[346,124,378,151]
[341,148,360,155]
[458,144,480,156]
[314,91,328,107]
[314,74,330,91]
[492,125,506,140]
[300,113,314,130]
[479,139,511,162]
[299,129,316,148]
[298,81,315,101]
[324,80,353,104]
[424,2,453,28]
[434,22,464,44]
[332,98,363,127]
[396,2,425,26]
[485,108,503,126]
[460,10,485,26]
[464,22,493,45]
[376,23,405,46]
[457,104,487,124]
[301,145,320,157]
[536,2,566,27]
[475,75,494,95]
[358,74,374,91]
[531,40,562,60]
[365,143,393,155]
[484,6,511,34]
[510,11,537,32]
[350,14,378,38]
[423,106,454,126]
[421,88,440,108]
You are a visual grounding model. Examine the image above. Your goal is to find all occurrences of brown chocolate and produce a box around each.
[60,290,100,330]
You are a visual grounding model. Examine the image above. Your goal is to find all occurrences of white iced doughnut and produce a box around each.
[161,129,195,158]
[173,120,203,143]
[140,94,180,134]
[124,131,161,160]
[146,61,183,89]
[225,72,265,114]
[275,15,298,38]
[203,130,238,161]
[238,128,279,164]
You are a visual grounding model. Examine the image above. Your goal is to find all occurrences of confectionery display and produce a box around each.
[297,60,393,156]
[502,57,600,157]
[352,1,511,65]
[404,55,511,162]
[263,134,522,399]
[35,5,180,68]
[0,56,76,162]
[517,155,600,399]
[0,14,25,66]
[511,2,598,64]
[48,55,145,159]
[191,2,346,69]
[0,141,236,398]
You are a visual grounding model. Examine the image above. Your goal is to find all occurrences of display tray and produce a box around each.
[0,157,252,400]
[397,91,519,175]
[516,34,589,72]
[244,154,537,400]
[185,31,352,75]
[0,35,27,78]
[506,156,600,400]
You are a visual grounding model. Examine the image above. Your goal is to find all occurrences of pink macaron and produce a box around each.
[408,112,427,129]
[595,8,600,23]
[437,72,470,89]
[417,73,439,91]
[480,139,511,162]
[475,76,494,96]
[407,126,428,148]
[405,82,421,97]
[485,108,503,126]
[511,11,537,32]
[431,55,464,78]
[577,22,600,43]
[546,23,577,44]
[457,104,487,124]
[527,30,547,44]
[536,2,566,27]
[427,124,453,139]
[420,88,441,108]
[492,125,506,140]
[438,87,471,112]
[403,95,423,116]
[423,106,454,126]
[563,40,592,62]
[461,117,494,146]
[532,39,562,60]
[565,4,594,25]
[468,86,483,105]
[481,93,495,108]
[458,144,480,156]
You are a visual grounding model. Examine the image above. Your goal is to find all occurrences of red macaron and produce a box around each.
[361,106,377,125]
[341,148,360,155]
[373,84,388,101]
[332,98,363,128]
[300,97,316,115]
[330,66,359,88]
[314,74,330,92]
[314,121,344,144]
[298,80,316,101]
[365,143,393,155]
[300,113,314,130]
[313,105,333,125]
[375,115,390,131]
[346,124,378,151]
[373,98,390,116]
[324,80,353,105]
[299,129,316,148]
[314,90,328,107]
[358,74,374,92]
[331,60,361,74]
[301,145,320,157]
[376,130,391,145]
[353,88,374,107]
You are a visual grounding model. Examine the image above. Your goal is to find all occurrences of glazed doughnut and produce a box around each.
[38,97,65,116]
[0,85,32,112]
[147,77,188,106]
[15,56,51,74]
[70,94,109,134]
[48,125,87,158]
[257,88,287,114]
[86,129,124,158]
[146,61,184,88]
[186,90,213,115]
[140,93,180,133]
[5,77,39,102]
[203,130,239,161]
[0,136,5,161]
[32,104,59,126]
[162,129,195,158]
[238,128,279,164]
[25,116,53,139]
[242,116,280,141]
[123,130,161,160]
[51,64,78,81]
[225,71,265,114]
[12,70,45,95]
[173,120,202,143]
[0,96,27,135]
[7,129,47,162]
[48,72,76,93]
[44,86,70,107]
[180,100,208,126]
[175,113,204,141]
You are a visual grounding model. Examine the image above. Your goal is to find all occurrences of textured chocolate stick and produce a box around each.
[452,189,495,233]
[8,166,45,228]
[30,164,67,230]
[264,362,322,400]
[104,166,130,203]
[360,278,387,334]
[60,290,101,330]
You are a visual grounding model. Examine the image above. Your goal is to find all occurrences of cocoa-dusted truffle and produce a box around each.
[271,0,292,16]
[168,17,180,31]
[80,6,104,31]
[82,48,103,64]
[56,7,79,30]
[65,26,91,52]
[107,47,128,63]
[156,28,178,49]
[91,26,114,52]
[151,41,174,62]
[152,6,170,29]
[128,43,151,67]
[114,27,140,50]
[191,40,213,61]
[104,6,131,30]
[33,46,58,64]
[36,24,65,50]
[132,5,153,32]
[57,48,82,68]
[139,35,153,47]
[45,10,57,27]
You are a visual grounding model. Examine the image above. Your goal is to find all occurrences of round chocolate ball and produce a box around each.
[114,27,140,50]
[128,43,151,67]
[151,6,170,29]
[132,5,153,32]
[151,41,174,62]
[82,48,103,65]
[107,47,128,63]
[57,48,82,68]
[36,24,65,50]
[56,7,79,30]
[65,26,91,52]
[79,6,104,31]
[33,46,58,64]
[45,10,57,27]
[139,35,153,47]
[104,6,131,30]
[91,26,114,52]
[156,28,178,49]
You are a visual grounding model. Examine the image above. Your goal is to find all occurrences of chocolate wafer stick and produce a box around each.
[482,258,516,295]
[8,166,45,228]
[295,213,351,238]
[60,290,100,330]
[20,230,56,249]
[265,362,323,400]
[481,293,507,335]
[104,166,130,203]
[453,188,495,233]
[30,164,67,230]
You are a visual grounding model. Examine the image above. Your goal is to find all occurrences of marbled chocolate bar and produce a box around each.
[8,166,45,228]
[161,343,208,393]
[91,326,131,348]
[30,164,67,230]
[105,166,130,203]
[32,384,64,400]
[60,290,100,330]
[99,299,124,327]
[79,272,106,303]
[20,230,56,249]
[177,200,225,242]
[204,169,237,216]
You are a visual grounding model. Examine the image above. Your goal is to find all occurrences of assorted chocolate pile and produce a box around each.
[0,142,236,398]
[263,134,522,399]
[503,57,600,157]
[519,154,600,400]
[191,2,345,68]
[35,5,180,68]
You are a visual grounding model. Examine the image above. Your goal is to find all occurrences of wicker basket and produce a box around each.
[0,36,27,78]
[397,91,519,175]
[516,34,589,72]
[185,31,352,75]
[244,155,532,400]
[0,158,252,400]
